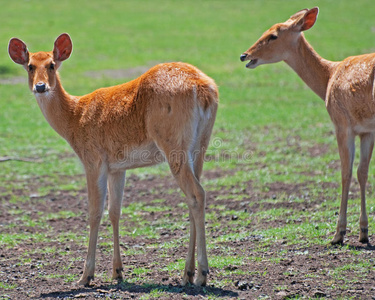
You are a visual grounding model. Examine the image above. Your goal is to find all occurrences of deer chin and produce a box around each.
[245,59,259,69]
[34,90,52,100]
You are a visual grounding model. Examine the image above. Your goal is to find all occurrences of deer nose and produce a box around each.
[240,54,248,62]
[35,82,46,93]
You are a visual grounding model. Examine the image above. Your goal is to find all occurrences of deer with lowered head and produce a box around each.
[240,7,375,245]
[8,33,218,286]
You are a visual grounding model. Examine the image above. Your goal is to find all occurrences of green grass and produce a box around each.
[1,0,375,298]
[0,282,17,290]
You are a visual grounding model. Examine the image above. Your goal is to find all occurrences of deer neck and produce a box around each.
[34,74,77,139]
[284,34,337,101]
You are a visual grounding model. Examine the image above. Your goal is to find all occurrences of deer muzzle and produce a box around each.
[35,82,47,93]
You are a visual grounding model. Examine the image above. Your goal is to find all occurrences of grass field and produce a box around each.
[1,0,375,299]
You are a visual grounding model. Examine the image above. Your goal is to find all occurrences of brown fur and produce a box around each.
[8,33,218,286]
[241,7,375,245]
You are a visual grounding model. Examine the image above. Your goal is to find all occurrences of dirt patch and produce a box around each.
[0,169,374,299]
[307,143,330,158]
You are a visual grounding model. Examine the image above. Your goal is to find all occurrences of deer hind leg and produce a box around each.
[180,144,209,285]
[183,209,196,286]
[176,120,213,285]
[183,117,216,286]
[146,93,214,286]
[179,136,211,285]
[154,140,208,286]
[78,166,108,286]
[332,129,355,245]
[189,183,208,287]
[357,133,374,243]
[108,171,126,280]
[176,162,208,286]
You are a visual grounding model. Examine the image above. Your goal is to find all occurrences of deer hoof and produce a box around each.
[181,271,194,286]
[112,268,124,280]
[194,270,208,286]
[359,228,369,244]
[330,231,345,245]
[77,275,94,286]
[194,274,207,287]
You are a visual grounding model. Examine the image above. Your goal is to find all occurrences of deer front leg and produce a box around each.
[357,133,374,243]
[78,167,108,286]
[331,129,355,245]
[108,171,126,281]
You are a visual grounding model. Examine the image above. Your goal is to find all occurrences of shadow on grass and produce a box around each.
[40,281,239,298]
[348,242,375,251]
[328,241,375,251]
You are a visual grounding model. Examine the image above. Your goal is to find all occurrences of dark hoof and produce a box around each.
[187,271,194,277]
[359,237,369,244]
[359,228,369,243]
[330,239,344,246]
[85,276,94,287]
[116,268,124,275]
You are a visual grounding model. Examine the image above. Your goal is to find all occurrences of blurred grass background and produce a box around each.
[1,0,375,295]
[0,0,375,208]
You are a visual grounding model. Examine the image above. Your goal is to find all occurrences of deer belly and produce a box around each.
[109,142,165,171]
[354,118,375,134]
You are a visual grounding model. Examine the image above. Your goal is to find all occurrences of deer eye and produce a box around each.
[269,34,278,41]
[49,63,55,70]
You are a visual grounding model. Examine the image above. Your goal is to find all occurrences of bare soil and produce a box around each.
[0,167,374,299]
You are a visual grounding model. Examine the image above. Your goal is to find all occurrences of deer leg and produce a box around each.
[108,171,126,280]
[357,133,374,243]
[160,145,208,286]
[174,162,208,286]
[182,210,196,285]
[147,102,212,286]
[180,142,207,285]
[183,131,213,285]
[78,166,108,286]
[190,185,209,287]
[179,135,209,285]
[332,129,355,245]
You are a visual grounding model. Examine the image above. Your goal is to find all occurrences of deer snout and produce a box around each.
[240,53,248,62]
[35,82,47,93]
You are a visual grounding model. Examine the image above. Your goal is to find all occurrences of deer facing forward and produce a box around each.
[240,7,375,245]
[8,33,218,286]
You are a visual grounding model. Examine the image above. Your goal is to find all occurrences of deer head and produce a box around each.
[240,7,319,68]
[8,33,73,95]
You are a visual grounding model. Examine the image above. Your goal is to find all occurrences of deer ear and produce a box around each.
[8,38,29,65]
[53,33,72,62]
[295,7,319,32]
